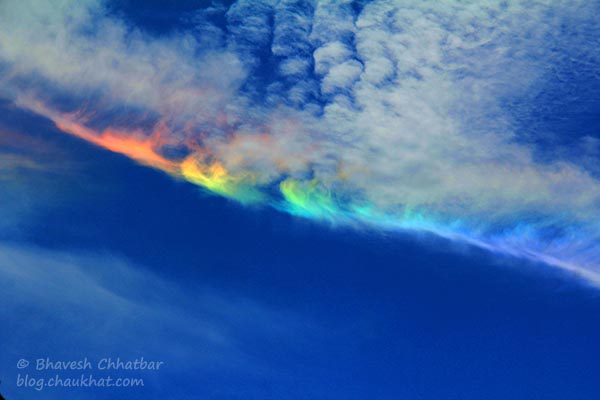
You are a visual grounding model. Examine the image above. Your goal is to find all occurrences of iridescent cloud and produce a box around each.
[1,0,600,282]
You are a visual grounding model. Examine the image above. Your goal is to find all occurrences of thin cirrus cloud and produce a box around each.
[0,242,313,378]
[1,0,600,282]
[0,123,76,233]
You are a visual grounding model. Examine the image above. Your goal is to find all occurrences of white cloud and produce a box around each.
[313,41,354,76]
[321,59,363,94]
[1,0,599,278]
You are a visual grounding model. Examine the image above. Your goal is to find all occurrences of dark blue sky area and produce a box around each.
[1,101,600,400]
[107,0,236,34]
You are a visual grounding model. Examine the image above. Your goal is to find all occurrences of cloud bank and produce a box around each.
[1,0,600,282]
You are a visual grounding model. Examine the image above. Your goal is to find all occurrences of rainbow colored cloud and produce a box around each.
[2,0,600,283]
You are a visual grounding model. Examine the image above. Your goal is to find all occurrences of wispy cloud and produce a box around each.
[0,124,74,233]
[1,0,599,281]
[0,242,316,377]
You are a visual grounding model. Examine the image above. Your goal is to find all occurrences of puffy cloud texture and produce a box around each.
[1,0,600,282]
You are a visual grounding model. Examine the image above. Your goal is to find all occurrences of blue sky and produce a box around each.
[1,1,600,399]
